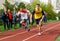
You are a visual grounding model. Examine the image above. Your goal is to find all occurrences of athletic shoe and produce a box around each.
[38,32,41,35]
[25,26,28,29]
[28,29,30,32]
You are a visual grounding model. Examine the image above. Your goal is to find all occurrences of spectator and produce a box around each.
[13,10,18,29]
[7,9,13,29]
[43,11,47,23]
[18,9,22,28]
[31,11,35,25]
[2,9,9,31]
[0,15,2,19]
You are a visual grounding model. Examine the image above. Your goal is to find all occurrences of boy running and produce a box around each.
[31,4,44,35]
[18,8,31,32]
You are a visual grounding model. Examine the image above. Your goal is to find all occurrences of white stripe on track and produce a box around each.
[22,23,60,41]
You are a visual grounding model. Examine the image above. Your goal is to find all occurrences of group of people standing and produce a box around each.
[2,9,13,31]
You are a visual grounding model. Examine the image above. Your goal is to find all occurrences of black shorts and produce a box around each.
[35,17,42,24]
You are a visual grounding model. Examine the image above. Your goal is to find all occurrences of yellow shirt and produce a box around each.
[34,8,42,19]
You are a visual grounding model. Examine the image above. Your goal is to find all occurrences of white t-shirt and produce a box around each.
[18,10,30,19]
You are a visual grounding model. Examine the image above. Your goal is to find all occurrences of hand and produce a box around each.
[40,19,42,22]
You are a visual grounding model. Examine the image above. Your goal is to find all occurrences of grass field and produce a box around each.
[55,36,60,41]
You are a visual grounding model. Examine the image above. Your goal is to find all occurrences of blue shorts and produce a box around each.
[21,19,29,25]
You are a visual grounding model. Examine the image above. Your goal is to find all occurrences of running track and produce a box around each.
[0,22,60,41]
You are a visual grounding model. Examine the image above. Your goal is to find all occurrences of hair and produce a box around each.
[36,4,40,6]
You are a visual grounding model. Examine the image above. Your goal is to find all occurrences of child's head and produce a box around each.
[8,9,10,12]
[36,4,40,8]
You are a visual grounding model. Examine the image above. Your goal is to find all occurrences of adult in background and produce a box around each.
[43,11,47,23]
[7,9,13,29]
[13,10,18,29]
[18,8,22,28]
[2,9,9,31]
[31,11,35,25]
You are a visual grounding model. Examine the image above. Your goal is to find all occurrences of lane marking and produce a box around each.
[22,23,60,41]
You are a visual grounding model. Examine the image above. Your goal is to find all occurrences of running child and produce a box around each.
[18,8,31,32]
[31,4,44,35]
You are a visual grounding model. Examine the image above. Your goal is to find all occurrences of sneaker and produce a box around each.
[25,26,28,30]
[38,32,41,35]
[28,29,30,32]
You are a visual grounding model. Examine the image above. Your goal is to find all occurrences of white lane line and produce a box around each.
[0,28,38,41]
[22,23,60,41]
[22,34,38,41]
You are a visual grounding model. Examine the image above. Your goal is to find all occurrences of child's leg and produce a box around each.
[25,19,30,32]
[36,18,42,35]
[39,21,42,32]
[20,20,28,29]
[36,22,41,33]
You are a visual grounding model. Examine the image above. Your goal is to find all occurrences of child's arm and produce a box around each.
[30,14,32,23]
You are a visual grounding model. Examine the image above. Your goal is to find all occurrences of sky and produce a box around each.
[22,0,30,3]
[40,0,48,4]
[21,0,48,4]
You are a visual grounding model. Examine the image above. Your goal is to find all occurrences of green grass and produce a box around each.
[0,25,4,32]
[55,36,60,41]
[0,22,36,32]
[0,24,20,32]
[47,20,59,22]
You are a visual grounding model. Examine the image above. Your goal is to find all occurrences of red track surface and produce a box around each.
[0,22,60,41]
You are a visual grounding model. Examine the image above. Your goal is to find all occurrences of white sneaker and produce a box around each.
[38,32,41,35]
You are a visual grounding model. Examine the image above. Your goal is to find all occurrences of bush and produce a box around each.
[3,0,14,11]
[17,2,26,10]
[0,9,3,25]
[0,9,4,15]
[0,19,3,25]
[57,12,60,20]
[40,3,56,20]
[26,0,40,12]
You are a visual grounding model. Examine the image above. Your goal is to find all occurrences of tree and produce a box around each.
[40,3,56,20]
[3,0,14,11]
[17,2,26,10]
[57,12,60,20]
